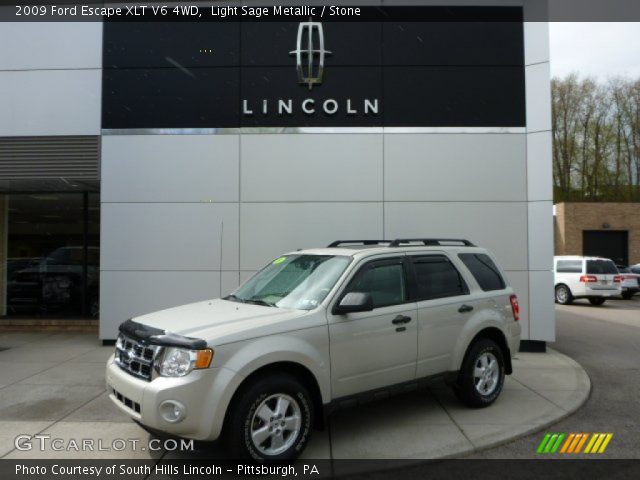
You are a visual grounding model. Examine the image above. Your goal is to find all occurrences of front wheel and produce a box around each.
[453,338,505,408]
[555,285,573,305]
[224,374,313,461]
[589,297,606,306]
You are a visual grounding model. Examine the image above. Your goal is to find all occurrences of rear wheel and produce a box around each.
[589,297,606,306]
[621,292,634,300]
[453,338,505,408]
[224,374,313,461]
[555,284,573,305]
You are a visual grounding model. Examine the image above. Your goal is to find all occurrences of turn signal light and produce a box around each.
[509,294,520,321]
[195,349,214,369]
[579,275,598,283]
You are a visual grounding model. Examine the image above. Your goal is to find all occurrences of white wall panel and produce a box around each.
[99,271,222,339]
[528,201,554,271]
[526,130,553,201]
[102,135,239,203]
[525,62,552,133]
[101,203,239,271]
[524,22,550,66]
[384,134,526,201]
[241,134,383,202]
[529,270,555,341]
[0,23,102,71]
[384,202,528,271]
[240,203,383,270]
[0,70,100,136]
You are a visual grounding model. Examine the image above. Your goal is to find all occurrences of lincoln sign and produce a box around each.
[102,9,526,129]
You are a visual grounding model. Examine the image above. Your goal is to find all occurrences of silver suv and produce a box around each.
[106,239,521,460]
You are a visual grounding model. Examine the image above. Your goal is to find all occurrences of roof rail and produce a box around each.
[389,238,475,247]
[327,240,390,248]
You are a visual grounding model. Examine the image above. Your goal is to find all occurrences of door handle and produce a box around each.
[458,304,474,313]
[392,315,412,325]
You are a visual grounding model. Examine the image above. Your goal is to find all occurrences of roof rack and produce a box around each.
[327,239,475,248]
[389,238,475,247]
[327,240,391,248]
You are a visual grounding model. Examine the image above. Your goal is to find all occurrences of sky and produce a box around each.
[549,23,640,80]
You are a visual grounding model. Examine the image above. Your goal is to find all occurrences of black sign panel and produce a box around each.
[102,9,525,129]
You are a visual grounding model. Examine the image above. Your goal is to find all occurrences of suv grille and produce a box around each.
[115,334,160,381]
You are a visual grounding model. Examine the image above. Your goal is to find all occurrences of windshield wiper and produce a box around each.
[223,294,245,303]
[244,299,277,307]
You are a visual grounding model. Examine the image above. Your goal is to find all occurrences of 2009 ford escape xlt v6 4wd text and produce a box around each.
[106,239,521,460]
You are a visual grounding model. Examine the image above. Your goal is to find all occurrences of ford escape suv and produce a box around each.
[106,239,521,460]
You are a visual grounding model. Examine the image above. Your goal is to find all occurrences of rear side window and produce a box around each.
[556,260,583,273]
[586,260,618,274]
[412,256,469,301]
[458,253,506,291]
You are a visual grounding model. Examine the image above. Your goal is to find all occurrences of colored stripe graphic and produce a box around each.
[540,432,613,455]
[575,433,589,453]
[560,433,575,453]
[537,433,566,454]
[598,434,613,453]
[537,433,552,454]
[585,433,614,454]
[550,433,565,453]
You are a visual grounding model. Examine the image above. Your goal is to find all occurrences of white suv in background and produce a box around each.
[106,239,521,461]
[554,256,622,306]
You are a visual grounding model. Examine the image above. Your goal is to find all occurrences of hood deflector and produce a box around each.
[118,319,207,350]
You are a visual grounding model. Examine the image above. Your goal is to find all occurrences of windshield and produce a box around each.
[586,260,618,274]
[229,255,351,310]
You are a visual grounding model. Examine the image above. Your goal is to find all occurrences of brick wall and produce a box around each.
[554,202,640,264]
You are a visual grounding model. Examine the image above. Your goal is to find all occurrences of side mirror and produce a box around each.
[334,292,374,314]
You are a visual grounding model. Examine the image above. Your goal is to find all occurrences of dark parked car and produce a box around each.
[7,246,99,317]
[616,265,640,300]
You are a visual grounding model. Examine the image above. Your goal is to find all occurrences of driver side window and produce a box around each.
[347,262,407,308]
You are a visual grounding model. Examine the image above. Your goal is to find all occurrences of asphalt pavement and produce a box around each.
[468,296,640,459]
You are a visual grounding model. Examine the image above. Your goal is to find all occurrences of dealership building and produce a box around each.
[0,1,554,348]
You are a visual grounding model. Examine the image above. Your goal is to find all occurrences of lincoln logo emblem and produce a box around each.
[289,21,332,90]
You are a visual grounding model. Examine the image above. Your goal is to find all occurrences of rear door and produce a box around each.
[586,259,620,292]
[328,256,418,398]
[409,254,476,377]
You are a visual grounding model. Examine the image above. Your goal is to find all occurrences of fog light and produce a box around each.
[159,400,186,423]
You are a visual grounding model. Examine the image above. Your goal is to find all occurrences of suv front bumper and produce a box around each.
[105,354,243,441]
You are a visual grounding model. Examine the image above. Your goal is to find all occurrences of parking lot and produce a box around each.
[470,296,640,458]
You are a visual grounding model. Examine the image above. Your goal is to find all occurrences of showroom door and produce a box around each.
[583,231,629,266]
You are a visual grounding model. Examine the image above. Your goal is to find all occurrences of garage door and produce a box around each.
[583,231,629,265]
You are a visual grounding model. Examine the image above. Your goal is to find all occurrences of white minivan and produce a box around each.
[554,256,622,305]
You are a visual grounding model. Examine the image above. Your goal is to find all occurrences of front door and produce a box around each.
[328,257,418,399]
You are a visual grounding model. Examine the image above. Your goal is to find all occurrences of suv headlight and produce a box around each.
[157,347,213,377]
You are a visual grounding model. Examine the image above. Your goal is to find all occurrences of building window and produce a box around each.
[0,192,99,319]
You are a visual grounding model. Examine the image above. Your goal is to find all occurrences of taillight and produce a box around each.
[613,276,622,283]
[580,275,598,283]
[509,294,519,321]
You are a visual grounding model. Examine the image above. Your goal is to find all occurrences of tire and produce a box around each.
[622,292,633,300]
[453,338,506,408]
[224,374,313,461]
[555,284,573,305]
[589,297,606,306]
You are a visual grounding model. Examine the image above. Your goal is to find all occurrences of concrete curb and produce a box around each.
[450,347,592,458]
